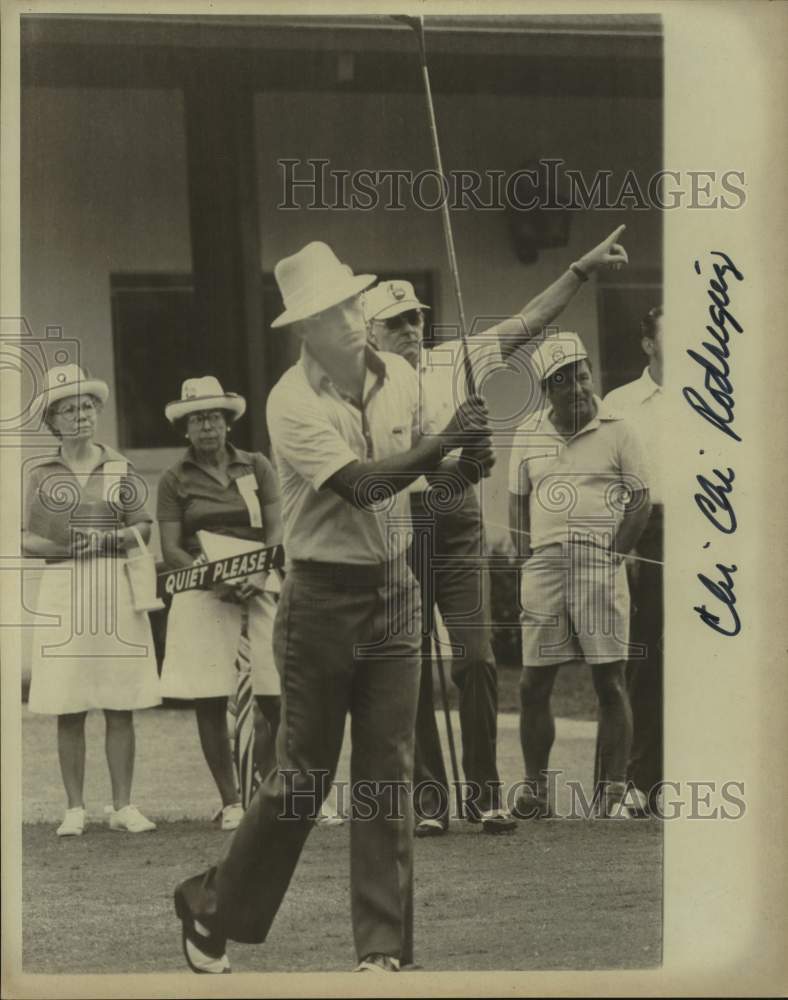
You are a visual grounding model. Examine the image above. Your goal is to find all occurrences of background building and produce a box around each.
[21,12,662,551]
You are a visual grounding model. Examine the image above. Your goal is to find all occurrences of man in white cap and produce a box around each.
[603,306,664,812]
[507,330,651,818]
[363,227,630,835]
[174,241,494,974]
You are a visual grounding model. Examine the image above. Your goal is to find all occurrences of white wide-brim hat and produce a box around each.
[270,241,376,329]
[363,280,431,323]
[531,331,589,382]
[39,364,109,410]
[165,376,246,424]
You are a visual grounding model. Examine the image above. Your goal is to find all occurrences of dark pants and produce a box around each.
[178,558,422,964]
[409,489,501,822]
[626,505,663,805]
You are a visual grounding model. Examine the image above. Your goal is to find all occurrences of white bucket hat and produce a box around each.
[530,331,589,382]
[164,376,246,424]
[39,364,109,410]
[270,242,376,329]
[363,280,430,323]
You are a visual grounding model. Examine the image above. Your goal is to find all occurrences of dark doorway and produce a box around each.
[596,269,662,395]
[111,269,435,451]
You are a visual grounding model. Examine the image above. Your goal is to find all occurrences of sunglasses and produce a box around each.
[382,309,423,332]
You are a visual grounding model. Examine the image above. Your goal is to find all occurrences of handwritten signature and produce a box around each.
[686,251,743,637]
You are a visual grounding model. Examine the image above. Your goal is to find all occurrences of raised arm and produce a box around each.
[491,225,629,358]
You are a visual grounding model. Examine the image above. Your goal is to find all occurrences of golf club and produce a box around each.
[392,14,476,398]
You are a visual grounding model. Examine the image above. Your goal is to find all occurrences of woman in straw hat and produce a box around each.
[157,377,282,831]
[22,365,160,837]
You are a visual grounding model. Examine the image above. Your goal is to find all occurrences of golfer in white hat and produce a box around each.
[174,241,494,974]
[362,227,630,837]
[22,365,160,836]
[507,331,651,818]
[157,376,282,832]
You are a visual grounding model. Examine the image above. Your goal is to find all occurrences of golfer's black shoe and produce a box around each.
[174,884,231,974]
[512,790,553,819]
[479,809,517,834]
[414,818,448,838]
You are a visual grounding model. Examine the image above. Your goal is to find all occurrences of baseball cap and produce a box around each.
[530,331,588,382]
[363,280,430,323]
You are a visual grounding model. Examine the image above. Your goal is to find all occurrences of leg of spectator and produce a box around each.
[57,711,88,809]
[253,694,281,782]
[104,709,135,810]
[195,697,241,808]
[519,664,560,782]
[627,508,664,806]
[591,661,632,787]
[434,496,501,815]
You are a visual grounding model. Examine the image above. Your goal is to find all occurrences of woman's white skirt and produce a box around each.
[27,558,162,715]
[161,589,280,699]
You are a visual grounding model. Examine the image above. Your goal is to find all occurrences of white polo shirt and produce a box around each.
[266,345,420,565]
[508,397,650,550]
[409,331,502,493]
[603,367,664,504]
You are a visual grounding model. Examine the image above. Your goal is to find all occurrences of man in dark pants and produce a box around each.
[363,225,630,835]
[603,306,664,812]
[173,241,494,974]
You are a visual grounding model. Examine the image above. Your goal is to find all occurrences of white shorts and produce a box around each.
[161,589,280,699]
[520,545,631,666]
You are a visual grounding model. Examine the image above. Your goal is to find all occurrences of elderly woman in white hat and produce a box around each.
[22,365,161,837]
[157,377,282,831]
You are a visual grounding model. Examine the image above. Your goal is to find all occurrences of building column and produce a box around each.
[182,55,267,452]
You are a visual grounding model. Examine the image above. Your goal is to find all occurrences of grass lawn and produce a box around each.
[22,818,661,974]
[19,694,661,974]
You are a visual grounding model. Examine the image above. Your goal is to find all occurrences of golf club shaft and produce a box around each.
[407,17,477,397]
[432,622,464,820]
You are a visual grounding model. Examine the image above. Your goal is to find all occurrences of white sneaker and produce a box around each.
[316,786,345,827]
[605,801,635,819]
[56,807,86,837]
[220,803,244,831]
[106,804,157,833]
[623,787,650,815]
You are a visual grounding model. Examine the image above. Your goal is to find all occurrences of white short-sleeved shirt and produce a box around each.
[408,332,502,493]
[266,345,420,565]
[418,332,502,434]
[508,397,650,550]
[603,367,664,504]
